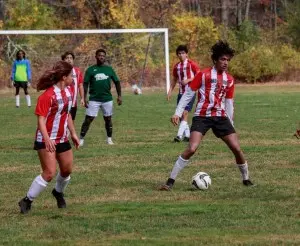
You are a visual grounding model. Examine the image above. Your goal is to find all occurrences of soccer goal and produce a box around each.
[0,29,170,92]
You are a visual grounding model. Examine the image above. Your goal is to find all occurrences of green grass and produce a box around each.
[0,85,300,245]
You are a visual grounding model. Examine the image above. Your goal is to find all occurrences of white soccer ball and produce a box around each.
[192,172,211,190]
[132,84,142,95]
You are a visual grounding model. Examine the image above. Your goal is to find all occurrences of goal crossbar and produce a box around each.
[0,28,170,92]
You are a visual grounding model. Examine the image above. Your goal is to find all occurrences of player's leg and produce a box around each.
[52,142,73,208]
[174,94,186,142]
[160,117,210,190]
[183,94,196,141]
[221,133,254,186]
[19,147,57,214]
[23,83,31,107]
[15,83,20,108]
[101,100,114,145]
[175,110,189,142]
[213,117,254,186]
[79,101,99,146]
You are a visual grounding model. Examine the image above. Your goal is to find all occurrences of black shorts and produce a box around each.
[190,116,236,138]
[70,107,77,120]
[14,81,28,89]
[34,141,72,153]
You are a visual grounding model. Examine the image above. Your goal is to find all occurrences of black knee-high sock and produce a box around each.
[80,115,95,138]
[104,118,113,137]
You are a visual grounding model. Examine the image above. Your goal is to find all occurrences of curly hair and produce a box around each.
[37,61,73,91]
[176,45,188,55]
[211,41,235,62]
[61,51,75,60]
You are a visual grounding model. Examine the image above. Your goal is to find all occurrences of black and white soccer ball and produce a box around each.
[192,172,211,190]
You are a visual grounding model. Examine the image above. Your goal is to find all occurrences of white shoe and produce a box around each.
[79,139,84,147]
[106,138,114,145]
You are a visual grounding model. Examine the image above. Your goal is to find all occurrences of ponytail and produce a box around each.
[37,61,73,91]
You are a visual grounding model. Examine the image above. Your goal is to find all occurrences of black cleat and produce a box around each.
[158,184,173,191]
[158,178,175,191]
[173,136,182,142]
[183,137,190,142]
[243,180,255,186]
[18,197,32,214]
[52,189,66,208]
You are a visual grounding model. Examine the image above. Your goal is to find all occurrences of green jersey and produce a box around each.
[84,65,120,102]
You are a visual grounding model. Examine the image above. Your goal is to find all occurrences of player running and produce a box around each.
[11,50,32,108]
[168,45,200,142]
[61,51,84,120]
[79,49,122,146]
[160,41,254,191]
[18,61,80,214]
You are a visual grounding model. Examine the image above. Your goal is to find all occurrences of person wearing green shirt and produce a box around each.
[79,49,122,146]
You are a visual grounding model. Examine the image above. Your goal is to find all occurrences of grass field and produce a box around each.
[0,85,299,245]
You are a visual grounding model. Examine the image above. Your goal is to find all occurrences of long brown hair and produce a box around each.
[37,61,73,91]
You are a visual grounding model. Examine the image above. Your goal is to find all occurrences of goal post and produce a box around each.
[0,29,170,93]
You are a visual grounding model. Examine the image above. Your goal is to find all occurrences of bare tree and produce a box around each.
[221,0,229,27]
[245,0,251,20]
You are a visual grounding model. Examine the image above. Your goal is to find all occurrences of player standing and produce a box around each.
[160,41,254,190]
[18,61,80,214]
[11,50,32,108]
[167,45,200,142]
[79,49,122,146]
[61,51,84,120]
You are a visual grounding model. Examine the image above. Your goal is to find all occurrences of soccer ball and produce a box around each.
[132,84,142,95]
[192,172,211,190]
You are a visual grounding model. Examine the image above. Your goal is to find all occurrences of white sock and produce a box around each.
[237,162,249,180]
[177,121,187,138]
[25,95,31,107]
[16,95,20,107]
[184,124,190,138]
[55,172,71,193]
[170,156,190,180]
[27,175,48,201]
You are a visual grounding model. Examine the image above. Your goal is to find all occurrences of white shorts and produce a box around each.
[86,100,113,117]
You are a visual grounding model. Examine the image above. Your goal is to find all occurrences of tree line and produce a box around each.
[0,0,300,87]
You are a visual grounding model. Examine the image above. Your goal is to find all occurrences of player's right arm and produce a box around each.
[167,78,177,101]
[35,94,56,152]
[171,72,202,126]
[11,61,16,85]
[37,116,56,152]
[167,65,179,101]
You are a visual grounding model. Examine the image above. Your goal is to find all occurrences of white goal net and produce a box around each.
[0,29,170,92]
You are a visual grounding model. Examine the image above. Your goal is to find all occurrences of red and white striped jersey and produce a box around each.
[173,59,200,94]
[69,67,83,107]
[190,67,234,117]
[35,85,73,143]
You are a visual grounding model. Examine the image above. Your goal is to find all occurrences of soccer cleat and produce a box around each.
[243,179,255,186]
[173,136,182,142]
[183,137,190,142]
[106,138,114,145]
[52,189,66,208]
[18,197,32,214]
[158,184,172,191]
[79,138,84,147]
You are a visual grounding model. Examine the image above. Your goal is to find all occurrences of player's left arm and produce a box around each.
[77,69,85,106]
[225,78,235,125]
[111,68,122,105]
[26,59,32,84]
[67,115,79,149]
